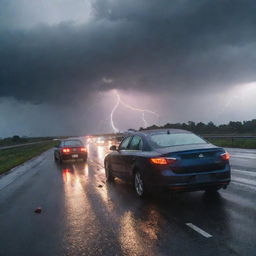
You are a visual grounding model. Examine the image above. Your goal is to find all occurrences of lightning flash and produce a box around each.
[110,91,121,133]
[110,90,159,132]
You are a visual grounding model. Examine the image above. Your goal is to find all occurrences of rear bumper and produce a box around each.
[164,180,230,192]
[60,153,87,160]
[147,164,231,192]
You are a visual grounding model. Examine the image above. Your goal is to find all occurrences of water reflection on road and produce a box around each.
[59,162,101,255]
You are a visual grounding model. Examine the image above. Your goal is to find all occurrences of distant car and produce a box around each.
[96,136,106,145]
[54,139,87,162]
[104,129,231,197]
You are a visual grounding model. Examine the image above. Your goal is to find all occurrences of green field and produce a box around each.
[0,141,57,175]
[207,138,256,149]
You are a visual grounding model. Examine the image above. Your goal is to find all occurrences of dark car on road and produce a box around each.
[54,139,87,162]
[104,129,231,197]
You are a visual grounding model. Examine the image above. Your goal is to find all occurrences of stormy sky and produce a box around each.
[0,0,256,137]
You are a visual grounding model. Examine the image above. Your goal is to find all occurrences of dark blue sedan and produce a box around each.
[104,129,231,197]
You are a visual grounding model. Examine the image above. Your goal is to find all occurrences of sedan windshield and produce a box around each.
[149,133,207,148]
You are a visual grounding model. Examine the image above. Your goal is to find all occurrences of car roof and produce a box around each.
[125,129,192,136]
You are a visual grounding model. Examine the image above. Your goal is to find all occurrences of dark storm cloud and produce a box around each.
[1,0,256,103]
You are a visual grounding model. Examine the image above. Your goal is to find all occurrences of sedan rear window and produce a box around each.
[63,140,83,147]
[149,133,207,148]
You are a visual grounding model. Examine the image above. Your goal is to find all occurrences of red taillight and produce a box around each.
[150,157,177,165]
[62,148,71,153]
[80,147,87,152]
[220,152,230,161]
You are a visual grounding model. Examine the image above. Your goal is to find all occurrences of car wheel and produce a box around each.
[83,156,88,162]
[134,171,147,198]
[54,154,58,161]
[105,161,114,182]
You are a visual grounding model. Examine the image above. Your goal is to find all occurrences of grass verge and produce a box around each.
[207,138,256,149]
[0,141,57,175]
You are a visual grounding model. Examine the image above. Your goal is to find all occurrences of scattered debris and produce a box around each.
[34,207,42,214]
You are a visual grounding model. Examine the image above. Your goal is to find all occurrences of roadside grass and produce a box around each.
[0,141,57,175]
[207,138,256,149]
[0,137,56,147]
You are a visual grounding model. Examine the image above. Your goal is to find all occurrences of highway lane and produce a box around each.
[227,147,256,172]
[0,141,255,256]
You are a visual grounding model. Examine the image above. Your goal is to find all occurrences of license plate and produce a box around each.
[196,174,210,183]
[72,154,78,158]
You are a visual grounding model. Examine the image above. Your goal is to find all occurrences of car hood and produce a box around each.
[154,143,220,155]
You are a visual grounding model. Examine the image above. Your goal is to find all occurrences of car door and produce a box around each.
[124,136,143,180]
[111,136,132,178]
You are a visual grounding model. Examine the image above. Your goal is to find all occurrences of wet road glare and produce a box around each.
[0,138,255,255]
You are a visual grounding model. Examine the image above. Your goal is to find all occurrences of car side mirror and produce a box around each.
[110,145,117,151]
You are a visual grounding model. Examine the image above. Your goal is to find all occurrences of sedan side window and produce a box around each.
[119,136,131,150]
[128,136,143,150]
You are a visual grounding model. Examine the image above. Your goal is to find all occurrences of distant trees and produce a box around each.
[140,119,256,134]
[0,135,28,147]
[12,135,21,142]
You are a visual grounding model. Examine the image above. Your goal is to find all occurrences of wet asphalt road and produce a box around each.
[0,140,255,256]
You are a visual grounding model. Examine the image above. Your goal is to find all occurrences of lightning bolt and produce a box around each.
[110,90,159,132]
[142,112,147,127]
[110,90,120,132]
[119,96,159,126]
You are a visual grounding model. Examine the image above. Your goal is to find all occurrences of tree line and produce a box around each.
[139,119,256,134]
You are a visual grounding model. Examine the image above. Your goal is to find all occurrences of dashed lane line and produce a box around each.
[186,223,213,238]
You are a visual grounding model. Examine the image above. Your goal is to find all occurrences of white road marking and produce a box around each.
[232,169,256,177]
[185,223,212,238]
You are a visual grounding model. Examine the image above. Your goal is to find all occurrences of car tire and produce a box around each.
[134,170,147,198]
[54,154,58,161]
[105,161,114,182]
[83,156,88,162]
